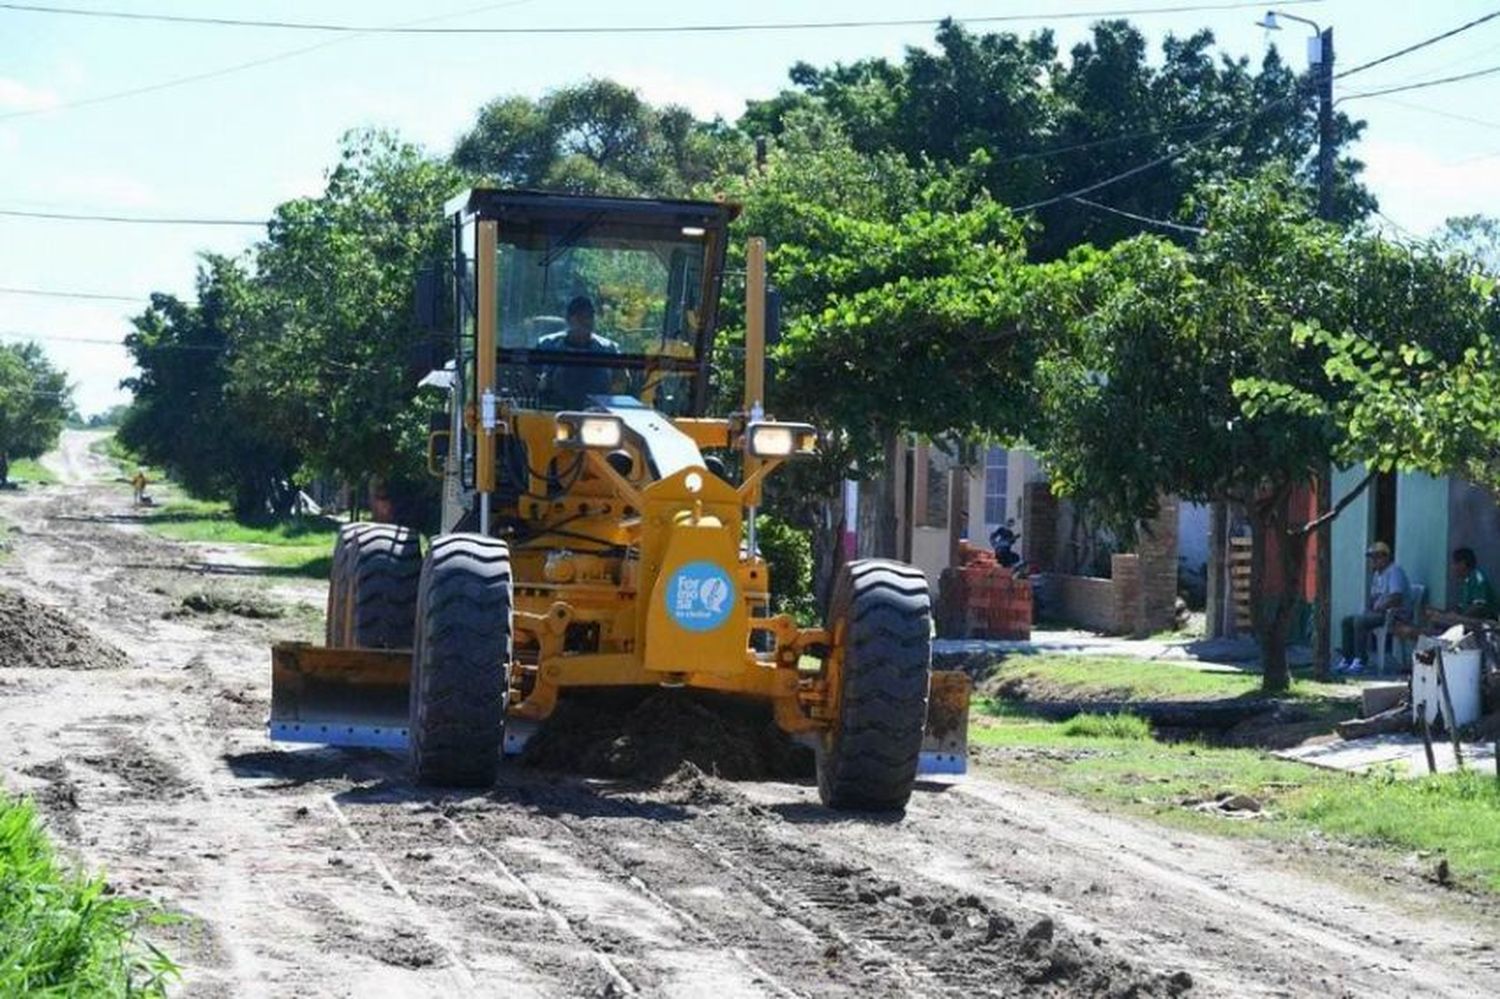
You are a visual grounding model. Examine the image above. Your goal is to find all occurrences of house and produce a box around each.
[846,438,1189,636]
[1330,468,1500,634]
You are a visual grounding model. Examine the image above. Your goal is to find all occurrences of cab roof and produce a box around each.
[444,187,742,229]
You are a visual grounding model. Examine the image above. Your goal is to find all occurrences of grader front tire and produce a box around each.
[338,524,421,650]
[818,559,932,811]
[409,533,513,788]
[325,523,376,647]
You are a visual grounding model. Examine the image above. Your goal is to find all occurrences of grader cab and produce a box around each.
[269,188,968,809]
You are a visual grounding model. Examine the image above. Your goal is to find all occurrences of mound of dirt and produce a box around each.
[171,590,284,620]
[522,690,814,783]
[0,586,130,670]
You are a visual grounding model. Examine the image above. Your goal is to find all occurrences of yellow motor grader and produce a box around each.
[269,188,968,809]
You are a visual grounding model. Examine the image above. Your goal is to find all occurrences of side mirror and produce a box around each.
[766,286,782,346]
[414,265,445,332]
[426,431,451,478]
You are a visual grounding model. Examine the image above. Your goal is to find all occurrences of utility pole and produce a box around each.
[1313,25,1335,675]
[1316,26,1335,220]
[1259,10,1335,671]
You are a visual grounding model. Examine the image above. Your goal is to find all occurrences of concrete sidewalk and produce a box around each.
[934,628,1313,668]
[1276,733,1499,777]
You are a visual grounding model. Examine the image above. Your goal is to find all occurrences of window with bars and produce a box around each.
[984,447,1008,527]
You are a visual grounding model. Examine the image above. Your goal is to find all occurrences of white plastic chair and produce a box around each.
[1371,583,1426,675]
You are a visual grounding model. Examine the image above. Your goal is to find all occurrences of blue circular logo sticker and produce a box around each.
[665,561,735,632]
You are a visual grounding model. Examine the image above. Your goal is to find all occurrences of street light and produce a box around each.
[1255,9,1335,219]
[1259,8,1338,675]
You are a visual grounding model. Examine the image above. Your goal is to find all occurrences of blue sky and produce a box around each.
[3,0,1500,415]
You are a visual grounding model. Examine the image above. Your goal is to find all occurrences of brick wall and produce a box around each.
[1137,496,1179,634]
[1023,480,1059,571]
[1055,575,1121,633]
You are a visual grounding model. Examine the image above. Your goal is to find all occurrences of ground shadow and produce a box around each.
[224,744,693,822]
[768,800,911,827]
[223,745,401,789]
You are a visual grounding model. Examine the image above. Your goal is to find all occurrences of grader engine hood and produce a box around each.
[600,404,751,677]
[642,497,749,677]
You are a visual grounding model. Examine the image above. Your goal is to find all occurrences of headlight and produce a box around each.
[555,412,625,450]
[746,421,817,458]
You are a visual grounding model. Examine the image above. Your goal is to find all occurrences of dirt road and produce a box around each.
[3,431,1499,997]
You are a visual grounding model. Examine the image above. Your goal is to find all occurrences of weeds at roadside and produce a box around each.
[986,654,1353,704]
[3,458,57,486]
[0,795,177,996]
[142,501,338,580]
[974,705,1500,894]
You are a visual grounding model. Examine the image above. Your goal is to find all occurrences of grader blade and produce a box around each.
[918,669,971,776]
[269,642,411,749]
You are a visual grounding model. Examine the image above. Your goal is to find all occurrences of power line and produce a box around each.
[0,285,141,303]
[0,0,539,123]
[1012,92,1298,213]
[1334,8,1500,80]
[0,331,220,351]
[1339,61,1500,103]
[0,206,438,229]
[0,1,1322,34]
[1068,195,1208,234]
[1369,95,1500,133]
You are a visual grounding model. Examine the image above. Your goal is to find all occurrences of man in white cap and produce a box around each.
[1336,541,1410,675]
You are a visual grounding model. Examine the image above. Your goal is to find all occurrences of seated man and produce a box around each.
[537,296,619,410]
[1429,546,1497,628]
[1336,541,1410,675]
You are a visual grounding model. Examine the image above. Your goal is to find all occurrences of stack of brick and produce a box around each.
[936,544,1033,640]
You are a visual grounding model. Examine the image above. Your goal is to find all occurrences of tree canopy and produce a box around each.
[743,19,1372,258]
[454,79,750,196]
[0,342,73,486]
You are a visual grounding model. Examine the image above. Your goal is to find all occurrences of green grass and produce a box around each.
[992,653,1350,703]
[5,458,57,486]
[973,709,1500,892]
[0,795,176,996]
[143,500,339,579]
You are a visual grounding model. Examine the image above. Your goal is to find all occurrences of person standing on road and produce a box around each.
[1336,541,1409,675]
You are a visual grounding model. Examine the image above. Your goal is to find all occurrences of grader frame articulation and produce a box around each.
[269,188,968,809]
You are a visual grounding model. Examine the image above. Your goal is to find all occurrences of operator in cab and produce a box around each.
[537,295,619,410]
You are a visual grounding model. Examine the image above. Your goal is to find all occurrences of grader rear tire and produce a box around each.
[818,559,932,811]
[409,533,513,788]
[326,523,376,646]
[340,525,420,649]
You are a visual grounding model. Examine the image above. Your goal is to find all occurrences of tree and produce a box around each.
[1438,215,1500,275]
[454,79,751,196]
[234,129,466,505]
[713,112,1042,596]
[120,256,300,518]
[1034,172,1491,691]
[744,19,1373,259]
[1297,272,1500,493]
[0,342,72,486]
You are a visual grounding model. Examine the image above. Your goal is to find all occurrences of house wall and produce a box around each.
[1447,480,1500,608]
[1331,465,1374,632]
[910,526,950,589]
[1178,502,1210,577]
[1395,473,1452,612]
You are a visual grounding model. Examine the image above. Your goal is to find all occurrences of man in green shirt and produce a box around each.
[1431,547,1497,626]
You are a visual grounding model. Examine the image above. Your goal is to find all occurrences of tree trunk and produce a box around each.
[0,452,8,487]
[875,432,902,559]
[1249,488,1308,694]
[811,491,843,611]
[1206,500,1227,638]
